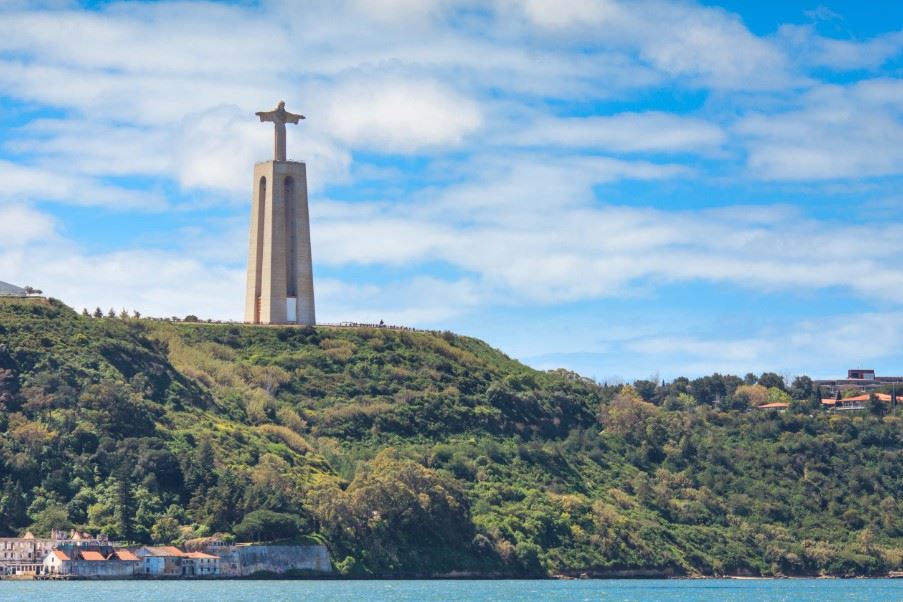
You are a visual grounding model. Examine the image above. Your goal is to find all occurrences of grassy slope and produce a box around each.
[0,297,901,577]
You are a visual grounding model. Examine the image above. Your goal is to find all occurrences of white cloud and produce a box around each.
[319,76,482,153]
[9,119,171,177]
[0,205,244,319]
[317,275,482,325]
[504,111,726,153]
[0,203,57,247]
[514,0,620,29]
[311,157,903,304]
[506,0,795,90]
[737,79,903,180]
[626,310,903,378]
[0,160,167,209]
[778,24,903,71]
[0,0,799,205]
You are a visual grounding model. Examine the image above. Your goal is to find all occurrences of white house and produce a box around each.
[184,551,220,576]
[134,546,186,576]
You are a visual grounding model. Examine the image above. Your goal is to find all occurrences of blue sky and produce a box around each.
[0,0,901,381]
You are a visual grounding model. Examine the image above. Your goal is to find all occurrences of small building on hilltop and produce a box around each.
[815,369,903,396]
[0,281,27,297]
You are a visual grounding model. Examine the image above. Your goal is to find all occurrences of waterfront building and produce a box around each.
[0,529,106,576]
[42,546,139,578]
[184,551,220,576]
[134,545,187,576]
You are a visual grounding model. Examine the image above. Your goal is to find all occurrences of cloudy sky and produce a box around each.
[0,0,901,381]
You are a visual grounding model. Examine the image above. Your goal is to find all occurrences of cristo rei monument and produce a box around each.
[244,101,316,326]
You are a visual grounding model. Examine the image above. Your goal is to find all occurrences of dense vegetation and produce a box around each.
[1,298,901,577]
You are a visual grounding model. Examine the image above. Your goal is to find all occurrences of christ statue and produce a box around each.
[256,101,305,161]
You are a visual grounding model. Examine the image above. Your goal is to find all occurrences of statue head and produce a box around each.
[278,101,286,109]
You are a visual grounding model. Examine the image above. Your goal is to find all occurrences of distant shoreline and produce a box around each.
[9,573,902,582]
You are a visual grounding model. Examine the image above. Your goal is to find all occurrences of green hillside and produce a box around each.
[0,297,901,577]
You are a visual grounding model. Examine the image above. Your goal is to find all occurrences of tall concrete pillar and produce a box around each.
[245,102,315,325]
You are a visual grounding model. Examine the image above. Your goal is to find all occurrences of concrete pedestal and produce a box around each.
[244,160,315,325]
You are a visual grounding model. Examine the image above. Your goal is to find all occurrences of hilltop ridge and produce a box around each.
[0,297,901,577]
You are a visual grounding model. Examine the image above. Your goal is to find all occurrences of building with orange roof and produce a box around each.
[135,545,189,576]
[42,545,139,578]
[184,551,221,576]
[821,392,902,412]
[113,549,139,562]
[757,402,789,410]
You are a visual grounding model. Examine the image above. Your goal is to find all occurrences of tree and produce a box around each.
[81,380,157,437]
[632,380,658,404]
[789,376,814,400]
[107,308,116,318]
[81,308,90,317]
[93,307,103,318]
[310,450,472,574]
[598,386,658,442]
[868,393,886,417]
[758,372,786,391]
[151,516,181,544]
[731,384,769,410]
[29,503,72,536]
[132,310,141,319]
[197,468,247,532]
[183,437,217,494]
[0,480,28,535]
[233,509,301,542]
[184,315,200,323]
[114,474,136,542]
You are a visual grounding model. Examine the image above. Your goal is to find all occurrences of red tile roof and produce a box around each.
[114,550,138,561]
[758,402,789,409]
[51,549,70,561]
[80,551,106,561]
[143,546,185,557]
[823,393,901,405]
[185,552,219,559]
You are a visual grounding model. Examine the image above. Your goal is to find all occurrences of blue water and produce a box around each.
[0,579,899,601]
